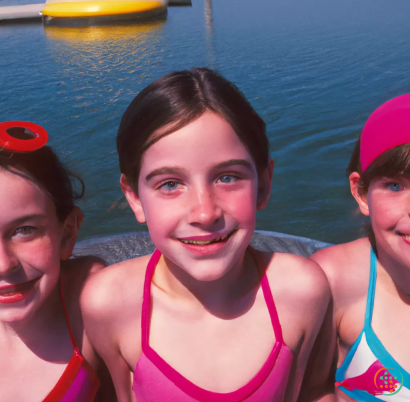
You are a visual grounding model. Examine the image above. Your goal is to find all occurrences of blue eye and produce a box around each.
[219,175,238,183]
[387,183,402,192]
[160,181,179,191]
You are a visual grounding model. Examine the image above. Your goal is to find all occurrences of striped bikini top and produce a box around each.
[41,281,100,402]
[133,249,293,402]
[336,248,410,400]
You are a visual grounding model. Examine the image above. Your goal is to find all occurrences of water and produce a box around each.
[1,0,410,244]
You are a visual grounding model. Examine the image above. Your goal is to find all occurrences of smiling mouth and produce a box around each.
[0,278,39,297]
[178,230,236,245]
[396,231,410,241]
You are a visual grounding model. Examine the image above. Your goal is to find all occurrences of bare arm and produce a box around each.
[92,353,119,402]
[81,269,137,402]
[296,299,337,402]
[278,258,332,402]
[296,249,340,402]
[304,241,367,402]
[61,257,120,401]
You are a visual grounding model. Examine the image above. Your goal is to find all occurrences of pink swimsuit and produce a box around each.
[41,282,100,402]
[133,249,294,402]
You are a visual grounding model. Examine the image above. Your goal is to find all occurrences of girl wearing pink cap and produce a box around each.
[81,68,331,402]
[312,94,410,400]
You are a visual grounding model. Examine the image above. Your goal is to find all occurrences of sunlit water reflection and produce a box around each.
[1,0,410,243]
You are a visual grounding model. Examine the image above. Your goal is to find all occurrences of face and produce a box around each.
[0,169,78,323]
[351,172,410,268]
[122,112,272,281]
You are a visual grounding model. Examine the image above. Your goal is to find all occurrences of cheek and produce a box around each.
[369,197,400,230]
[142,197,178,240]
[218,185,257,224]
[19,238,61,275]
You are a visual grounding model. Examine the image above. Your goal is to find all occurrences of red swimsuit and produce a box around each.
[41,282,100,402]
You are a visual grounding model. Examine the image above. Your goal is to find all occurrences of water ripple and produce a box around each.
[1,0,410,243]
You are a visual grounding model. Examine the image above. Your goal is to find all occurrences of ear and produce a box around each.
[257,158,274,211]
[120,174,147,223]
[60,206,84,260]
[349,172,369,216]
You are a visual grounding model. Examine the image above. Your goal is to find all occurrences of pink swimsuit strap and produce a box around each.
[142,249,284,348]
[134,248,293,402]
[40,281,100,402]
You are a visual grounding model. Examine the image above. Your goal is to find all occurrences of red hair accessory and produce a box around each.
[0,121,48,153]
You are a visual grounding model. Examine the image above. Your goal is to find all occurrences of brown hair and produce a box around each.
[117,68,269,192]
[347,137,410,252]
[0,146,84,222]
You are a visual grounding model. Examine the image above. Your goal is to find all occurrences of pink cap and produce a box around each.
[360,94,410,172]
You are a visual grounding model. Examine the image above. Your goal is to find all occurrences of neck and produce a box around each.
[153,249,262,319]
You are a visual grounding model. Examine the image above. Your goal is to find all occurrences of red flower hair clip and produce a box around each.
[0,121,48,153]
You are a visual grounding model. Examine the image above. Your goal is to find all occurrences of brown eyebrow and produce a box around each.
[215,159,254,171]
[11,214,48,225]
[145,167,186,182]
[145,159,254,182]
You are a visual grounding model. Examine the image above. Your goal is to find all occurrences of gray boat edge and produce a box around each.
[73,230,332,266]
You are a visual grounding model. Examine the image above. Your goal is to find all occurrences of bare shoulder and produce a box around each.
[80,254,151,324]
[311,238,369,275]
[62,256,106,290]
[255,251,332,359]
[265,251,330,305]
[60,256,107,314]
[310,238,370,298]
[310,238,371,326]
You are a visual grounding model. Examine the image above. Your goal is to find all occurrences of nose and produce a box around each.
[187,184,222,226]
[0,241,19,276]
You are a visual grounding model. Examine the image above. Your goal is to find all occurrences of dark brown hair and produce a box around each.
[0,146,84,222]
[347,137,410,252]
[117,68,269,191]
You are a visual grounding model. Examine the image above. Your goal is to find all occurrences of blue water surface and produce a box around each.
[1,0,410,243]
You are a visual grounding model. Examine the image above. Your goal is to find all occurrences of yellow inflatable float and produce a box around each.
[42,0,168,24]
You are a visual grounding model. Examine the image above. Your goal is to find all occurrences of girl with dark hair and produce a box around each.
[82,68,331,402]
[0,122,114,402]
[312,95,410,400]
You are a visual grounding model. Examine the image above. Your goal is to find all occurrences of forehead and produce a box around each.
[0,169,55,224]
[140,112,255,172]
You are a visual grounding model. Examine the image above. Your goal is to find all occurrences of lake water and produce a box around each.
[1,0,410,244]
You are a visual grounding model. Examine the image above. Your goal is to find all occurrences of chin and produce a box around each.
[0,306,35,324]
[190,269,230,282]
[0,293,42,325]
[170,257,227,281]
